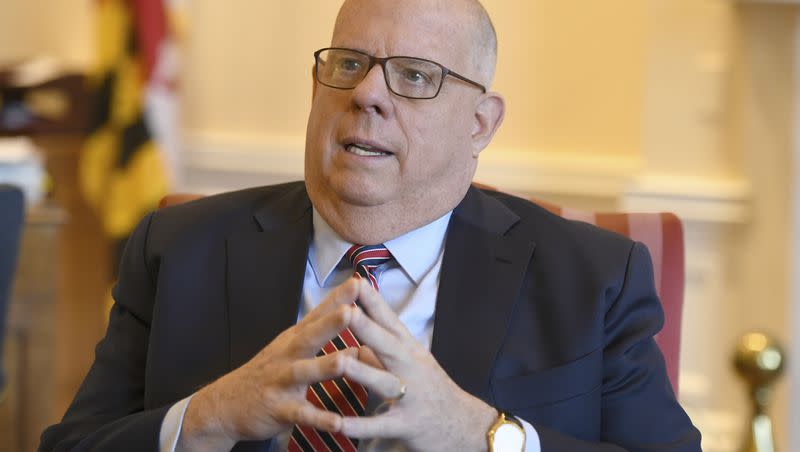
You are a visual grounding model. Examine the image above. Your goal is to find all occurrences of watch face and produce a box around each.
[493,423,525,451]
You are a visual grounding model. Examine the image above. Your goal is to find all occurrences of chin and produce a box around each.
[332,186,390,207]
[322,172,394,206]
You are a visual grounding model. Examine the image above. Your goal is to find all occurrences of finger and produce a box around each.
[342,356,404,400]
[349,306,405,366]
[301,277,360,324]
[291,304,358,356]
[286,348,358,385]
[357,346,385,370]
[280,400,343,433]
[356,279,413,339]
[340,413,403,439]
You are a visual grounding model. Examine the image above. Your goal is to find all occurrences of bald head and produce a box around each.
[333,0,498,86]
[465,0,498,85]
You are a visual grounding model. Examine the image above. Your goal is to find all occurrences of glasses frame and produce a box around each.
[314,47,487,100]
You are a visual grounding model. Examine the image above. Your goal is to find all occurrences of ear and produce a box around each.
[470,92,505,157]
[311,65,318,102]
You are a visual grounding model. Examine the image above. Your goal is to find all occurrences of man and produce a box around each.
[41,0,701,451]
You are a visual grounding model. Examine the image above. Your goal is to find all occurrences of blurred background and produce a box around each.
[0,0,798,451]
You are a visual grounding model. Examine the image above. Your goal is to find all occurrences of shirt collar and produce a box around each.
[309,208,452,287]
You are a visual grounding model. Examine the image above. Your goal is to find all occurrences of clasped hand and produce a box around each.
[178,278,495,452]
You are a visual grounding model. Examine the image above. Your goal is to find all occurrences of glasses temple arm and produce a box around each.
[446,70,487,93]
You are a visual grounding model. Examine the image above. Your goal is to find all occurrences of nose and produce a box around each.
[349,64,394,117]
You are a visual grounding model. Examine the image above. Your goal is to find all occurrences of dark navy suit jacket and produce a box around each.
[40,182,701,451]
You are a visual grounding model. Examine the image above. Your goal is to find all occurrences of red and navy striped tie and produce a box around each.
[288,244,393,452]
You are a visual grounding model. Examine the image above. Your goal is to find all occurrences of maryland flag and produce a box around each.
[81,0,182,239]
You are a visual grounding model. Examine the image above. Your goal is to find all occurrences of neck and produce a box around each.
[309,188,466,245]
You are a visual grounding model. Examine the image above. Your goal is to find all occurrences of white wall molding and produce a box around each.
[182,132,752,224]
[183,131,306,179]
[624,172,752,224]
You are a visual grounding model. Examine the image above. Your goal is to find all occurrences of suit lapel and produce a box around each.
[432,187,536,402]
[226,186,313,369]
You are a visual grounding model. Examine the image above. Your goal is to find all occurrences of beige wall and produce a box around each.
[481,1,647,155]
[642,0,740,178]
[181,1,343,142]
[0,0,650,157]
[181,1,647,157]
[0,0,92,68]
[728,5,797,450]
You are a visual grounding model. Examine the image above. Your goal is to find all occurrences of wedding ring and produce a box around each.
[375,382,407,414]
[393,383,407,401]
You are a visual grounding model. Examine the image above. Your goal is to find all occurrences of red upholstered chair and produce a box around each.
[158,193,204,208]
[159,189,685,394]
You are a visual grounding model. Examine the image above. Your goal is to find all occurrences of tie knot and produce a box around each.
[346,244,393,288]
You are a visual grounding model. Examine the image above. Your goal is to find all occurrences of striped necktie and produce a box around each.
[288,244,394,452]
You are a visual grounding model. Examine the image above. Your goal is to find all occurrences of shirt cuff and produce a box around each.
[159,395,194,452]
[519,417,541,452]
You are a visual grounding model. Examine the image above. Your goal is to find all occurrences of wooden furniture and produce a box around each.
[0,69,106,452]
[0,203,66,452]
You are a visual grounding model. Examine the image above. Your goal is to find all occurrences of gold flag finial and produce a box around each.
[733,332,785,452]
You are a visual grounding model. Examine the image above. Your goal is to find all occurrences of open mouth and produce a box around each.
[345,142,393,157]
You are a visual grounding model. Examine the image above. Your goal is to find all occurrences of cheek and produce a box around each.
[307,103,341,157]
[401,109,474,178]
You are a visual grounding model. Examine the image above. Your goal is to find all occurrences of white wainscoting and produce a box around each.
[181,131,751,223]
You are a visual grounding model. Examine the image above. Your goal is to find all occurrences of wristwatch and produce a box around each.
[487,410,525,452]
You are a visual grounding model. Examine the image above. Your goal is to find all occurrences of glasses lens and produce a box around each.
[317,49,369,89]
[385,58,443,99]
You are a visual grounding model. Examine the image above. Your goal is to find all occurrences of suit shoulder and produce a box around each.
[481,189,636,259]
[146,181,308,248]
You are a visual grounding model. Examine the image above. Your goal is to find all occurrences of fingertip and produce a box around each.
[337,347,358,370]
[340,277,359,300]
[357,346,384,369]
[363,277,377,294]
[334,303,354,327]
[351,276,367,293]
[300,404,343,433]
[350,303,363,317]
[338,416,356,437]
[322,347,358,378]
[354,281,374,308]
[327,413,343,433]
[349,304,368,330]
[330,277,358,306]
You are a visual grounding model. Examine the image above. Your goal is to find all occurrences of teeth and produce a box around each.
[347,144,388,156]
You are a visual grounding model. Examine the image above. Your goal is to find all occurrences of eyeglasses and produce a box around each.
[314,47,487,100]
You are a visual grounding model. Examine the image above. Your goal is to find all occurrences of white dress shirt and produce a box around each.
[160,209,540,451]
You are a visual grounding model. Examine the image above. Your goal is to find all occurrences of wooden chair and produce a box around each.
[159,187,685,394]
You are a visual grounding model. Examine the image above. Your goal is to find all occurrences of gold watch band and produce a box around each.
[487,410,526,452]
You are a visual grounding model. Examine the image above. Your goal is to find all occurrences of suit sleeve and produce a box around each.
[39,212,170,452]
[526,242,701,452]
